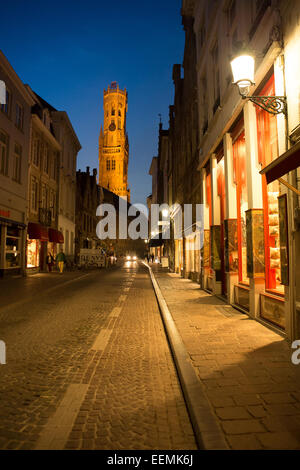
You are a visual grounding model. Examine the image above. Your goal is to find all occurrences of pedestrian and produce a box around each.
[46,252,54,272]
[56,249,66,274]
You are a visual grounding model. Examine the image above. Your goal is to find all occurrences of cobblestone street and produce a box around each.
[0,263,197,450]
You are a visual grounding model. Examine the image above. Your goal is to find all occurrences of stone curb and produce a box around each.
[144,262,229,450]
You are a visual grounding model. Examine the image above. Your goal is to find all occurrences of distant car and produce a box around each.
[126,255,131,261]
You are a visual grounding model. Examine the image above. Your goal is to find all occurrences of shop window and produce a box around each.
[256,74,283,294]
[233,130,249,285]
[6,226,21,269]
[27,237,39,268]
[0,129,9,176]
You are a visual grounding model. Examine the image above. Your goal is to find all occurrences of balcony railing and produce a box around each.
[39,208,52,226]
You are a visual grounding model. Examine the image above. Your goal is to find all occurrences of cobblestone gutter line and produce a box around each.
[145,263,228,450]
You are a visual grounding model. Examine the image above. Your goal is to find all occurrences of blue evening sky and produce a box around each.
[1,0,185,204]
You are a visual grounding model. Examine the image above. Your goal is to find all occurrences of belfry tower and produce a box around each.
[98,82,130,200]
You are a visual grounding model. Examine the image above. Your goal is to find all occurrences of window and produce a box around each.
[5,226,21,269]
[233,130,249,285]
[13,143,22,183]
[228,0,236,26]
[32,138,40,167]
[201,76,208,133]
[31,176,38,212]
[118,110,121,117]
[41,184,48,209]
[51,153,57,180]
[106,160,110,171]
[0,129,9,175]
[43,144,49,174]
[112,160,116,170]
[111,107,115,116]
[256,75,283,295]
[198,23,206,52]
[15,102,23,130]
[211,42,220,112]
[118,120,121,129]
[0,88,11,117]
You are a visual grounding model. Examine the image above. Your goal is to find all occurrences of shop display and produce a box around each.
[27,238,39,268]
[210,225,221,271]
[224,219,238,273]
[278,194,289,286]
[246,209,265,278]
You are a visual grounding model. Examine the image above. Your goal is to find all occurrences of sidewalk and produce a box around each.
[152,266,300,450]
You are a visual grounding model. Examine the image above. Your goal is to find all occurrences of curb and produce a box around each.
[144,262,228,450]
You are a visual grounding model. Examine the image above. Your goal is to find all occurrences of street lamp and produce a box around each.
[230,53,287,115]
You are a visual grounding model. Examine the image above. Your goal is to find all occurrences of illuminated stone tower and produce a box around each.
[98,82,130,200]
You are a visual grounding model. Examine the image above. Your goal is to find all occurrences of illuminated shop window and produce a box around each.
[233,130,249,285]
[256,74,283,294]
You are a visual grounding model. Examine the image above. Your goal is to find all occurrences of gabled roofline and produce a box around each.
[0,49,35,106]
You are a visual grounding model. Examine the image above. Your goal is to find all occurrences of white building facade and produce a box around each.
[193,0,300,341]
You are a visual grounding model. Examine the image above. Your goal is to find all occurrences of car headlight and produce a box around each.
[133,256,137,260]
[126,256,131,260]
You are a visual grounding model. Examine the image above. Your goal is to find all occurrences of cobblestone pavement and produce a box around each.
[153,267,300,450]
[0,262,196,450]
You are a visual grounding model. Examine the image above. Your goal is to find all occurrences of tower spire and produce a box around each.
[98,83,130,201]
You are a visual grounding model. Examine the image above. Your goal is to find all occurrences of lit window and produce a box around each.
[0,88,11,116]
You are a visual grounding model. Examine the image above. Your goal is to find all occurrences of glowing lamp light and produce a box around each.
[162,209,169,218]
[230,54,255,97]
[230,53,286,115]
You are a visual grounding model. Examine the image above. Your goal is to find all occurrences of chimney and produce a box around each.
[93,168,97,177]
[86,166,90,175]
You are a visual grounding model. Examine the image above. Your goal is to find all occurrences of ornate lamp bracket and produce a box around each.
[244,95,287,116]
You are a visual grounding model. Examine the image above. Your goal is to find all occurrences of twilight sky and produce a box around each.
[1,0,185,205]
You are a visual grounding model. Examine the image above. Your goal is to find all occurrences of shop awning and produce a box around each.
[27,222,49,241]
[48,228,64,243]
[260,141,300,184]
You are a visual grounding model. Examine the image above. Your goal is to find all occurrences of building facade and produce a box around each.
[51,111,81,261]
[75,167,99,260]
[25,87,63,273]
[0,50,34,277]
[192,0,300,340]
[98,82,130,201]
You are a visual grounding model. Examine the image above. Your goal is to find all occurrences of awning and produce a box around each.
[260,141,300,184]
[48,228,64,243]
[27,222,49,241]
